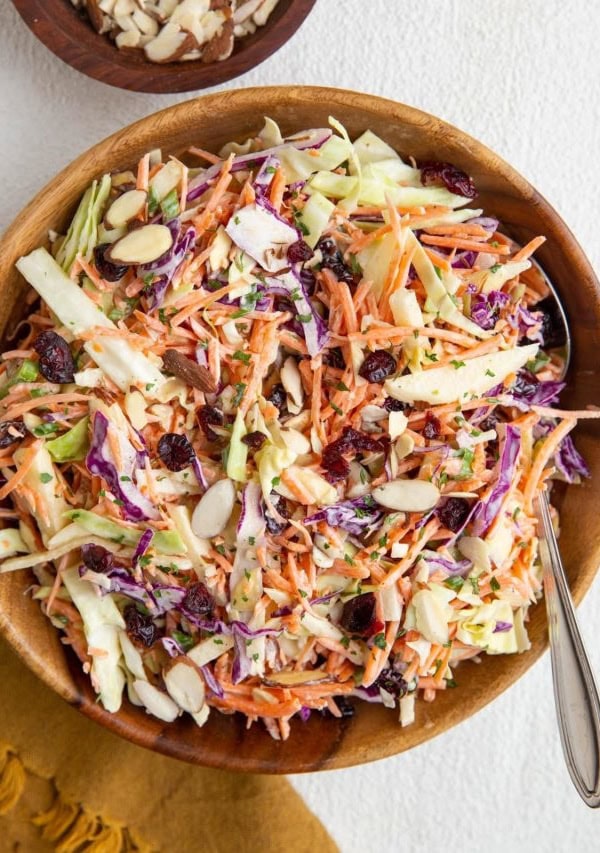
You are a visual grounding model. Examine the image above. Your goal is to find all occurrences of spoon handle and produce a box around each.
[536,491,600,807]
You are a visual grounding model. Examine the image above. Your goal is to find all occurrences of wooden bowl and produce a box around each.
[10,0,317,93]
[1,87,599,773]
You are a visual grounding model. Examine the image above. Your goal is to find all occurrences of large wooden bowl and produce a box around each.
[1,87,599,773]
[10,0,316,93]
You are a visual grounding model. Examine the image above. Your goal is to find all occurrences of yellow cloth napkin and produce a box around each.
[0,639,337,853]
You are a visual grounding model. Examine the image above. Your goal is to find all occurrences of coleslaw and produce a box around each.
[0,117,593,738]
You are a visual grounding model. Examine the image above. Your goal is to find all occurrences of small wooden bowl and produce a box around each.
[1,87,599,773]
[10,0,317,93]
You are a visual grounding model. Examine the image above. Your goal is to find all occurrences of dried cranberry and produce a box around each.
[533,296,567,349]
[124,605,157,647]
[268,383,287,411]
[33,331,75,384]
[513,370,539,400]
[158,433,195,472]
[181,581,214,616]
[436,497,471,533]
[0,420,27,449]
[374,667,408,698]
[324,347,346,370]
[479,410,504,433]
[321,451,351,482]
[423,411,442,440]
[242,431,266,450]
[359,350,397,383]
[265,494,291,535]
[419,161,477,199]
[287,239,313,264]
[93,243,128,282]
[81,543,114,574]
[383,397,407,413]
[317,237,358,286]
[322,427,384,483]
[340,592,383,637]
[273,296,295,315]
[198,406,224,442]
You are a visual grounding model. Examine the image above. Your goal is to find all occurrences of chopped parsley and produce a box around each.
[39,473,53,484]
[331,402,343,416]
[32,423,60,437]
[490,576,501,592]
[444,576,464,593]
[450,359,466,370]
[373,633,387,650]
[233,350,251,365]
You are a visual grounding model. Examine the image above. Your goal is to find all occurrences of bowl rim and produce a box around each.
[1,85,599,773]
[10,0,317,93]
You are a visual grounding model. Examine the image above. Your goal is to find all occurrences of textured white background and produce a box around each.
[1,1,599,851]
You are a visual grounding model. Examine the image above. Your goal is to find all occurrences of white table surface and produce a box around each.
[1,1,599,850]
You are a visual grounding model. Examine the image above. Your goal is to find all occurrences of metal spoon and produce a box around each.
[527,258,600,807]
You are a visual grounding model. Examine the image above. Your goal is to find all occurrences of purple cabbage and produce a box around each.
[299,706,312,722]
[253,155,280,196]
[471,424,521,537]
[502,372,565,411]
[511,304,544,343]
[467,216,499,233]
[162,636,185,657]
[554,434,590,483]
[192,455,208,491]
[201,664,224,698]
[230,621,281,685]
[86,412,159,522]
[493,621,513,633]
[87,565,185,614]
[420,550,472,576]
[304,495,383,536]
[470,290,510,330]
[132,528,154,567]
[139,224,196,311]
[267,269,328,357]
[452,251,478,270]
[186,128,333,202]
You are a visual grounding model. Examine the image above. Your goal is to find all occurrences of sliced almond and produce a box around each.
[233,0,261,24]
[144,23,198,63]
[104,189,147,229]
[164,659,205,713]
[372,479,440,513]
[191,478,236,538]
[108,223,173,265]
[201,18,234,62]
[156,0,179,19]
[86,0,107,32]
[267,669,329,686]
[116,28,142,47]
[132,6,159,34]
[133,679,180,722]
[280,357,304,414]
[253,0,278,26]
[162,349,216,393]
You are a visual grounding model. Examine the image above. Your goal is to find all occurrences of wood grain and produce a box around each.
[10,0,316,93]
[0,87,599,774]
